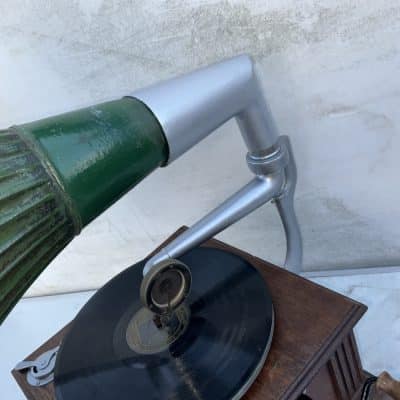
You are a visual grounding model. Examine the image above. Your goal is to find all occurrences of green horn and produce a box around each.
[0,97,168,323]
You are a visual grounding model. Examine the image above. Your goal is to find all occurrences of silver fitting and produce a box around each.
[246,141,289,177]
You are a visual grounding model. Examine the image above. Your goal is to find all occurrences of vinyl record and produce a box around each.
[54,246,274,400]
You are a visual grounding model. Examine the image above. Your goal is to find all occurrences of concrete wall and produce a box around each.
[0,0,399,295]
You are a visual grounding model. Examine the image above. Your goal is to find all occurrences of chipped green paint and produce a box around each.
[19,97,168,226]
[0,97,168,323]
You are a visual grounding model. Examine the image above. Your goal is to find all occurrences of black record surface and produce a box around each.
[54,247,274,400]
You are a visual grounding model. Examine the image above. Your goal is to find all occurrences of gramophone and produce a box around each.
[1,55,303,400]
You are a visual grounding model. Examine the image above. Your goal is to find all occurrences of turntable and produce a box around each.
[1,56,367,399]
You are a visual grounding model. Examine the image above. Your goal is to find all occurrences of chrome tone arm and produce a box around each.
[143,172,285,275]
[143,136,302,275]
[134,55,303,276]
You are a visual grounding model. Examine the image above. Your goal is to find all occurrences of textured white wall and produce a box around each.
[0,0,399,295]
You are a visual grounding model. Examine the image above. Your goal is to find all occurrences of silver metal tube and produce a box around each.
[131,55,279,163]
[143,173,284,275]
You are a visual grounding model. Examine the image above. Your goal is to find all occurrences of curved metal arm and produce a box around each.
[143,172,284,275]
[133,55,303,275]
[143,137,303,275]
